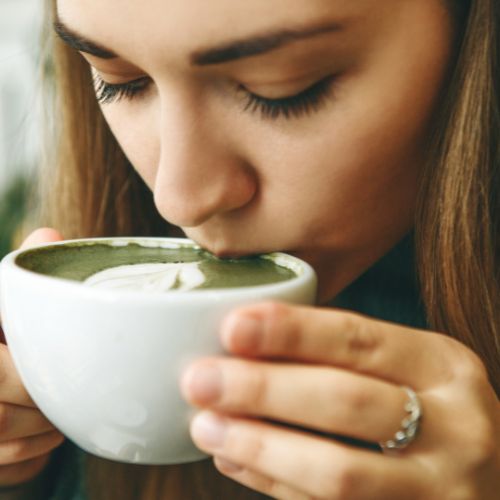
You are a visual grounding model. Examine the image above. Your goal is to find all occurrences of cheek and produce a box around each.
[101,103,160,189]
[242,6,452,247]
[333,5,452,182]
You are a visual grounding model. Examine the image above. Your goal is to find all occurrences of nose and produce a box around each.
[153,99,257,228]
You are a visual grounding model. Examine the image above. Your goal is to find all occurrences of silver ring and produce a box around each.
[379,386,422,452]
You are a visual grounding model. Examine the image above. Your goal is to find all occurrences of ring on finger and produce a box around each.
[379,386,422,453]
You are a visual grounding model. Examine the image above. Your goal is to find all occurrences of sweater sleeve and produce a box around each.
[48,442,86,500]
[0,474,53,500]
[0,441,80,500]
[0,441,87,500]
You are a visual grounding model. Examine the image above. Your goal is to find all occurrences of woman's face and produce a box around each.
[56,0,454,300]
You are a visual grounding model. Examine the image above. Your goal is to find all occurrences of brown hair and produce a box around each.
[416,0,500,393]
[39,0,498,498]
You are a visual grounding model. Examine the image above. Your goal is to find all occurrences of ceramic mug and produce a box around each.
[0,237,317,465]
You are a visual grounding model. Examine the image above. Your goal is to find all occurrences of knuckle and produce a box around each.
[448,341,489,385]
[322,376,372,427]
[262,301,291,325]
[319,459,358,499]
[343,385,372,415]
[263,302,292,334]
[244,364,270,410]
[461,353,489,386]
[262,302,302,353]
[337,313,380,366]
[227,424,266,467]
[243,434,266,466]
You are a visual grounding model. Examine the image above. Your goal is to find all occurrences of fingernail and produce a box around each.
[191,412,228,450]
[181,363,223,405]
[221,314,262,352]
[215,456,244,474]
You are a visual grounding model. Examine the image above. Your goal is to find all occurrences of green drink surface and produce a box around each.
[16,242,297,290]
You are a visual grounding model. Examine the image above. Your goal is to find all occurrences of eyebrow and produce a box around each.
[191,22,342,66]
[54,19,342,65]
[54,21,117,59]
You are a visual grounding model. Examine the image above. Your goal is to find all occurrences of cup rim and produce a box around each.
[1,237,317,302]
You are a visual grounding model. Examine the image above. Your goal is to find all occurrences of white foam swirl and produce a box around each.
[83,262,206,292]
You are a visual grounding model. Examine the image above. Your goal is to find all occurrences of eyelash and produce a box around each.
[93,75,150,105]
[93,74,334,120]
[241,76,334,120]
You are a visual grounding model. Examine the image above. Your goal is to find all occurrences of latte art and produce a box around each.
[84,262,206,292]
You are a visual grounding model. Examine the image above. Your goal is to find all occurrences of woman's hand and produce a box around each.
[0,229,66,487]
[181,302,500,499]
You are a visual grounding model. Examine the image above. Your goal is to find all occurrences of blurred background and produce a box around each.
[0,0,42,258]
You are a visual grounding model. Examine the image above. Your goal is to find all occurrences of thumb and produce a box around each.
[1,228,64,340]
[19,228,65,250]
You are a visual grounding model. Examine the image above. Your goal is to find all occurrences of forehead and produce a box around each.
[56,0,370,62]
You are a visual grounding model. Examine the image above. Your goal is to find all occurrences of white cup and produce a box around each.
[0,237,317,464]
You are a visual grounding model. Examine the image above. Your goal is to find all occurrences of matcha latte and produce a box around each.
[15,241,298,292]
[1,237,316,464]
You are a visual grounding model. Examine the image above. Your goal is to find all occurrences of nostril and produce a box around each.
[153,195,213,228]
[153,163,258,228]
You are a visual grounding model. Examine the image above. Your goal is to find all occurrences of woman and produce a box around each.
[0,0,498,498]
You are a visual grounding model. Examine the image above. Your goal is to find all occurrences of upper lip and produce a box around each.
[186,234,286,259]
[208,249,263,259]
[199,242,276,259]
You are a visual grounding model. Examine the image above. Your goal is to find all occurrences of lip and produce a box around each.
[204,246,284,260]
[209,249,263,259]
[191,237,286,260]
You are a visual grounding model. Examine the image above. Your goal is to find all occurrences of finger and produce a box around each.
[192,412,427,500]
[1,227,63,339]
[182,358,408,444]
[0,430,65,466]
[0,454,51,487]
[19,228,64,251]
[0,345,36,407]
[0,404,57,442]
[214,457,313,500]
[220,302,456,389]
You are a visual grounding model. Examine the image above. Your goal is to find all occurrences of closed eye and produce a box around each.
[93,74,151,105]
[92,72,335,121]
[241,75,335,120]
